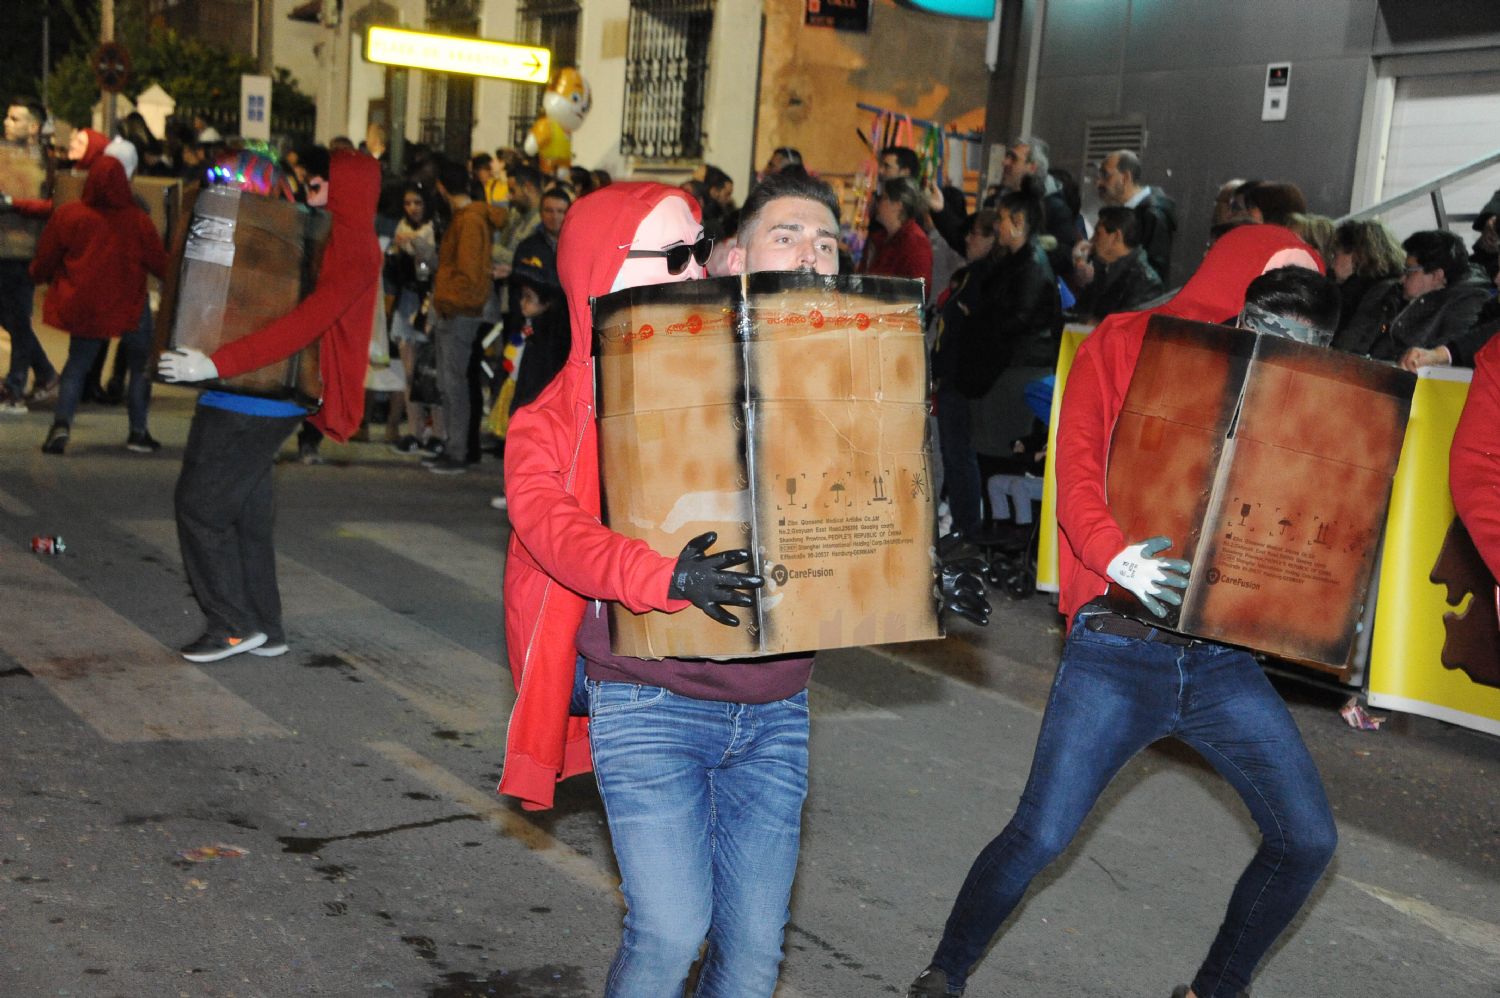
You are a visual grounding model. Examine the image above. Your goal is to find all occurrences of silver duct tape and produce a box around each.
[183,214,237,267]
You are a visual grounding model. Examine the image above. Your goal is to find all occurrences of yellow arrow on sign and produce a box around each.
[365,26,551,84]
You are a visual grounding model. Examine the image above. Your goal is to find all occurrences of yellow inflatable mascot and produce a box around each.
[525,68,591,177]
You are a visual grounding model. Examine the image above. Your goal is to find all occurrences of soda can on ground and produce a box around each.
[30,535,66,555]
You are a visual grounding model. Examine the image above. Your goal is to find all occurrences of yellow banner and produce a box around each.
[1368,367,1500,736]
[1036,325,1092,592]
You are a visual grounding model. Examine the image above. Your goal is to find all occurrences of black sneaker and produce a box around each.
[389,435,423,455]
[125,430,162,453]
[427,455,468,475]
[41,423,69,455]
[417,439,446,460]
[0,386,28,415]
[909,966,963,997]
[180,631,267,662]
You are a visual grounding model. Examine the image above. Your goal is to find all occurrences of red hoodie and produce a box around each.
[1451,336,1500,580]
[30,156,166,338]
[72,129,109,171]
[500,183,697,811]
[1055,224,1322,623]
[207,151,382,443]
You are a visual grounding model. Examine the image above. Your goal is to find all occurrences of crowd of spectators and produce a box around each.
[3,96,1498,542]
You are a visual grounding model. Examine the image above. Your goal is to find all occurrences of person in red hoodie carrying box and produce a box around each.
[30,152,167,455]
[158,150,381,663]
[501,173,988,996]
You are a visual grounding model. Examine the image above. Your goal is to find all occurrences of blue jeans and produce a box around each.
[587,681,810,998]
[930,618,1336,997]
[122,302,154,433]
[1,258,56,397]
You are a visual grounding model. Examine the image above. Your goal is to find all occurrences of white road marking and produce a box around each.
[0,542,288,742]
[1340,876,1500,962]
[337,520,505,589]
[124,518,512,736]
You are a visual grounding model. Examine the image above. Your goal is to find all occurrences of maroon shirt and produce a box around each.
[576,605,813,704]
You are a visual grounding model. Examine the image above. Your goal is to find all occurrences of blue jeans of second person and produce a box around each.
[52,336,108,426]
[1,258,56,397]
[587,681,810,998]
[929,618,1337,997]
[122,303,154,433]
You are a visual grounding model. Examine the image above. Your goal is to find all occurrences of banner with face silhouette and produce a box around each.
[1369,367,1500,736]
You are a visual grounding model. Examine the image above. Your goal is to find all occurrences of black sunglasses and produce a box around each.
[625,236,713,275]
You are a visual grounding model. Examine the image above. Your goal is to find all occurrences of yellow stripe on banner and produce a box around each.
[0,544,289,743]
[1036,325,1093,593]
[1368,368,1500,734]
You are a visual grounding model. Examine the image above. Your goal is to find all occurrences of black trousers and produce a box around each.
[174,404,302,642]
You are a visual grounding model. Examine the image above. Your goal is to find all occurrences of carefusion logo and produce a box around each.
[1205,567,1260,591]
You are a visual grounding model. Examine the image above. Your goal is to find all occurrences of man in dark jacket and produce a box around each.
[1072,205,1164,322]
[1333,229,1490,369]
[1002,136,1079,278]
[1098,149,1177,284]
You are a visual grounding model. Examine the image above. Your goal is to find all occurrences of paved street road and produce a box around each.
[2,355,1498,996]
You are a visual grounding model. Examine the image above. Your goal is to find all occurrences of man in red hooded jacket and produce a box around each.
[910,228,1341,998]
[31,154,167,454]
[159,150,381,663]
[504,176,884,996]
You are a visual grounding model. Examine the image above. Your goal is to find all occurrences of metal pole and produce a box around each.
[41,15,50,107]
[389,68,407,176]
[102,0,116,136]
[258,0,276,77]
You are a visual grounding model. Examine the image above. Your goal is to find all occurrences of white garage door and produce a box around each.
[1378,68,1500,241]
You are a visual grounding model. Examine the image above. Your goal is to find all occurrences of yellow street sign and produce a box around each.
[365,26,551,84]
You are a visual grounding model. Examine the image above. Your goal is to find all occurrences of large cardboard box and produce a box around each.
[594,272,941,658]
[154,185,329,406]
[1104,315,1416,671]
[0,141,49,260]
[53,171,183,243]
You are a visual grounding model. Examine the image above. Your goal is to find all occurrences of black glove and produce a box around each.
[941,562,992,626]
[668,531,764,627]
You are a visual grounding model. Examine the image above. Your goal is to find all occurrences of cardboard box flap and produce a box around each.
[1104,315,1415,669]
[595,273,940,658]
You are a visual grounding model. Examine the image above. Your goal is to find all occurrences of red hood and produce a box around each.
[73,129,109,171]
[82,156,133,211]
[557,182,702,364]
[1161,223,1322,322]
[326,149,382,239]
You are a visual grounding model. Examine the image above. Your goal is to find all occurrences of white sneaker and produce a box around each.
[490,496,507,510]
[249,642,289,657]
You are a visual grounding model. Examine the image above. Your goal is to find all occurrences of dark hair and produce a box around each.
[770,147,802,169]
[968,208,999,240]
[997,174,1045,240]
[540,185,572,207]
[679,178,708,212]
[1110,149,1143,183]
[469,152,493,172]
[569,165,596,195]
[329,135,355,153]
[399,182,431,223]
[703,165,731,192]
[1403,229,1470,285]
[436,157,474,199]
[299,145,331,181]
[880,145,920,177]
[1096,205,1141,248]
[1049,167,1081,218]
[879,177,925,225]
[8,97,46,129]
[592,169,612,188]
[717,207,742,242]
[1241,181,1307,226]
[1243,266,1341,337]
[739,170,841,238]
[1333,219,1403,279]
[509,164,542,191]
